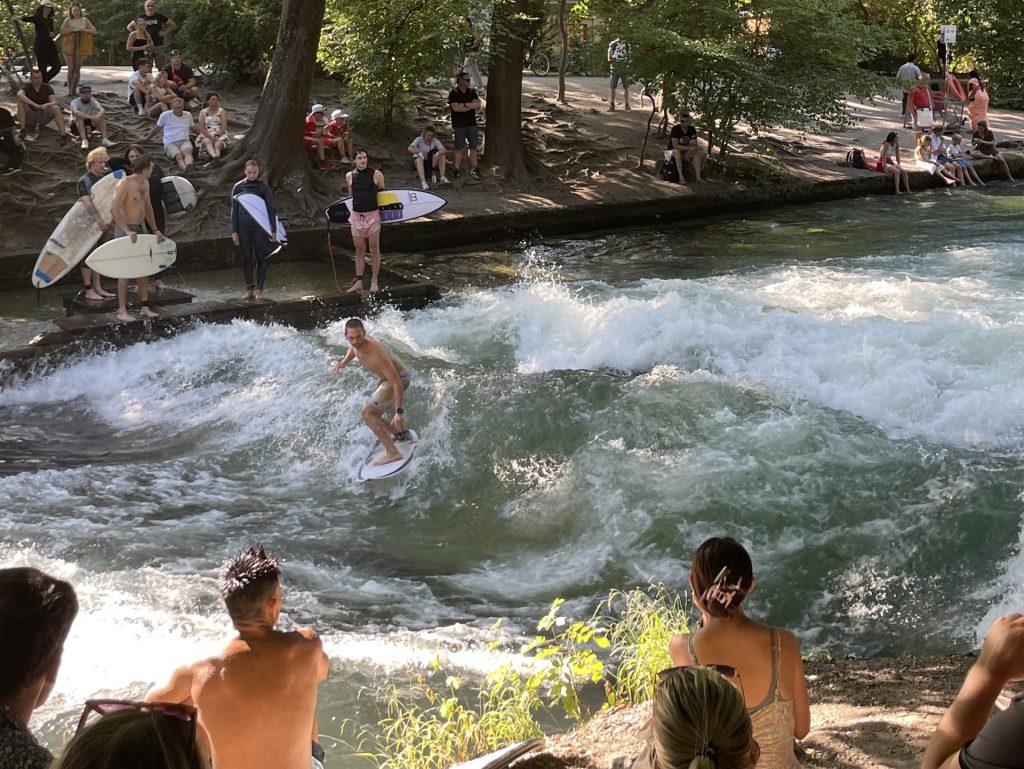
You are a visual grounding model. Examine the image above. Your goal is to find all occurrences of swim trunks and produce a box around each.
[349,209,381,240]
[367,369,412,408]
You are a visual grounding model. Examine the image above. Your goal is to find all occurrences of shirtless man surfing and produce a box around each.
[146,545,329,769]
[110,153,163,322]
[331,317,409,465]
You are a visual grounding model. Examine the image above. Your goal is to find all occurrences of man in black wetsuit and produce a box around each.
[230,159,277,301]
[344,149,385,293]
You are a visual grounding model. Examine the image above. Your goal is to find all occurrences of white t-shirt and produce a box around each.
[128,70,152,100]
[157,109,194,144]
[896,61,923,82]
[409,136,445,154]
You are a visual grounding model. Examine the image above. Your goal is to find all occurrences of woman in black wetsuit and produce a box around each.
[13,2,61,83]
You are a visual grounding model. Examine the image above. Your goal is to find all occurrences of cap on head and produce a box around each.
[78,84,91,93]
[311,104,325,115]
[331,109,348,120]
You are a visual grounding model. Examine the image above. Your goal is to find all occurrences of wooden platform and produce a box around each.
[60,287,195,318]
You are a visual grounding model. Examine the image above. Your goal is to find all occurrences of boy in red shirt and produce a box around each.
[326,109,352,164]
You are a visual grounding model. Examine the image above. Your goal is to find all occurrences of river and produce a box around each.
[3,184,1024,762]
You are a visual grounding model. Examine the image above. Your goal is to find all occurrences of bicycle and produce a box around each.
[525,38,550,77]
[565,43,588,77]
[2,48,32,96]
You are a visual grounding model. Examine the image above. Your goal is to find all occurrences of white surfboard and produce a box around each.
[449,739,545,769]
[325,189,447,225]
[357,430,418,481]
[85,234,177,279]
[161,176,197,217]
[32,169,126,288]
[236,193,287,243]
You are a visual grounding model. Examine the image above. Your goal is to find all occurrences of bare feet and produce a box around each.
[369,282,380,293]
[254,290,264,301]
[140,306,158,318]
[116,309,136,322]
[371,452,403,466]
[346,277,364,293]
[242,289,254,301]
[154,279,167,291]
[84,289,105,301]
[97,287,115,298]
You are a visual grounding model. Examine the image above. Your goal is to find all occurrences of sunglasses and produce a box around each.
[76,699,198,741]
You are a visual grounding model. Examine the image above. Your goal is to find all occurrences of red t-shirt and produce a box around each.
[326,120,348,137]
[304,114,325,136]
[911,87,931,108]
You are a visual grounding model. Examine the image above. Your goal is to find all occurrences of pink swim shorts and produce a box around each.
[350,209,381,240]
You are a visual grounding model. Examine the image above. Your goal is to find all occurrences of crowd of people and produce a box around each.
[3,539,1023,769]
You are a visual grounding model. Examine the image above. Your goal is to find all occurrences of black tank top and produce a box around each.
[351,167,378,213]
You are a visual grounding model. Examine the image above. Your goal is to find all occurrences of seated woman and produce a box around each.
[53,700,204,769]
[876,131,910,194]
[145,71,176,118]
[970,120,1015,181]
[197,92,229,162]
[634,666,759,769]
[668,537,810,769]
[915,132,958,186]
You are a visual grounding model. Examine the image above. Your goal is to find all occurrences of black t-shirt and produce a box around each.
[350,166,379,213]
[165,62,194,88]
[667,123,696,150]
[140,12,169,46]
[448,87,479,128]
[959,699,1024,769]
[77,171,104,199]
[0,107,15,132]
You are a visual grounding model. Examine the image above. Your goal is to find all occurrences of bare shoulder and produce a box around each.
[667,632,692,665]
[295,626,321,643]
[776,627,804,660]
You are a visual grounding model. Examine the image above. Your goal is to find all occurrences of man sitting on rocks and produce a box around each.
[0,107,24,175]
[164,49,198,103]
[128,58,154,115]
[70,85,115,150]
[143,96,195,172]
[16,69,70,145]
[326,109,352,164]
[303,103,332,168]
[667,112,705,183]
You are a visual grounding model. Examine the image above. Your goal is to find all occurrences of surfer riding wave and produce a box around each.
[332,317,410,466]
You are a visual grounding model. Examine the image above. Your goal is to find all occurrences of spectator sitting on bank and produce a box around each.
[16,68,70,145]
[877,130,910,194]
[144,70,176,118]
[667,112,705,183]
[915,132,957,186]
[0,567,79,769]
[970,119,1014,181]
[929,126,967,186]
[326,109,352,164]
[164,49,198,104]
[303,103,332,168]
[127,0,176,69]
[668,536,810,768]
[128,58,154,115]
[921,613,1024,769]
[143,97,195,173]
[0,107,24,175]
[408,124,448,190]
[53,703,204,769]
[447,72,482,179]
[946,133,984,186]
[198,92,229,163]
[126,15,155,70]
[70,85,115,150]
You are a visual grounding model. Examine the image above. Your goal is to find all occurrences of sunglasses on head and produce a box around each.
[76,699,198,739]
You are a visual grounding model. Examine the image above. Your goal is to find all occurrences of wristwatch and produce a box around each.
[396,408,405,415]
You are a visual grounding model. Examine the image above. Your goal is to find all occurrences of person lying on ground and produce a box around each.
[0,567,79,769]
[143,97,195,173]
[164,50,198,103]
[928,126,967,186]
[408,124,448,189]
[0,107,24,175]
[668,536,810,769]
[332,318,411,466]
[110,153,163,322]
[198,92,229,163]
[326,109,352,163]
[54,702,204,769]
[70,85,115,150]
[877,131,911,194]
[146,545,329,769]
[77,147,117,300]
[921,613,1024,769]
[970,120,1014,181]
[303,103,332,167]
[128,58,154,115]
[667,112,705,183]
[16,68,70,145]
[915,132,958,186]
[946,134,984,186]
[144,70,176,118]
[126,15,155,70]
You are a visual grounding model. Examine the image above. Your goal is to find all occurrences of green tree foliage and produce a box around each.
[593,0,893,160]
[318,0,465,136]
[852,0,939,73]
[178,0,280,83]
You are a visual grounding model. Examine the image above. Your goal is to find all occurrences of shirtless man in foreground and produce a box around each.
[332,317,410,465]
[146,545,329,769]
[110,153,163,322]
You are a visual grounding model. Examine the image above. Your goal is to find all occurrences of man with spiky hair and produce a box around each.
[146,545,329,769]
[0,567,79,769]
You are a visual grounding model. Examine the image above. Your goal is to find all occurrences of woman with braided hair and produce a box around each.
[668,537,809,769]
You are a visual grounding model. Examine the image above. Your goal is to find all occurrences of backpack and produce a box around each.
[660,157,679,183]
[846,148,868,170]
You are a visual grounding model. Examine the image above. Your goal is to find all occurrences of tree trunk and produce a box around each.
[216,0,328,203]
[556,0,568,105]
[484,0,539,179]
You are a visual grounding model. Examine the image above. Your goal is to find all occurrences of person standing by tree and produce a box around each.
[59,3,96,96]
[231,160,277,301]
[345,149,384,293]
[127,0,176,69]
[11,2,61,83]
[607,36,630,111]
[448,72,482,179]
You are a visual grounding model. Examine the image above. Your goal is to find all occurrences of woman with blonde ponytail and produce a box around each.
[668,537,809,768]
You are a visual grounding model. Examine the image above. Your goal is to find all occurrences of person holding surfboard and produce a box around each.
[77,147,116,301]
[110,153,164,321]
[231,159,277,301]
[332,317,410,467]
[344,150,385,293]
